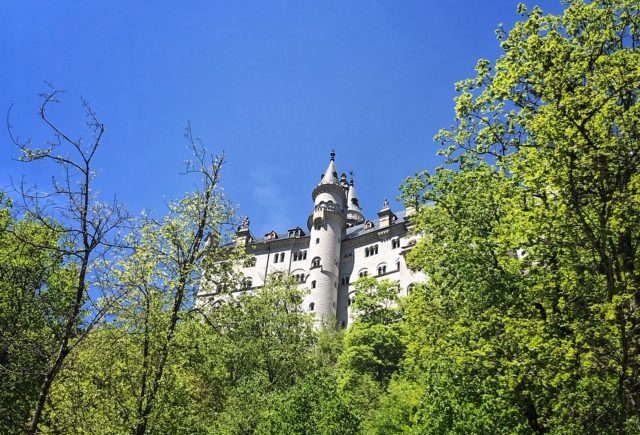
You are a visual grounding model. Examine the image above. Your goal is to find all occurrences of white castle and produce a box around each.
[201,151,425,327]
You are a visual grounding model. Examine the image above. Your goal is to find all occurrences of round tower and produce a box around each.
[306,150,347,326]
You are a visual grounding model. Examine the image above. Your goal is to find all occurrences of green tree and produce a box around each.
[0,195,75,434]
[338,277,405,425]
[399,1,640,432]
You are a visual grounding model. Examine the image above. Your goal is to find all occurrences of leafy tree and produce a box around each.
[338,277,405,424]
[203,274,316,433]
[0,195,75,434]
[399,1,640,432]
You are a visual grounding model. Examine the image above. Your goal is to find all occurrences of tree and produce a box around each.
[203,274,316,433]
[0,194,74,433]
[7,86,129,434]
[338,277,405,423]
[399,1,640,432]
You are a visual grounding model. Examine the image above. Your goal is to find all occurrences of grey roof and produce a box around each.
[345,209,407,240]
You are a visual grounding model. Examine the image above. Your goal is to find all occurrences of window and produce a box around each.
[274,254,279,263]
[280,252,285,262]
[308,302,315,311]
[358,270,368,278]
[392,238,400,249]
[343,252,353,262]
[311,280,316,289]
[407,283,415,295]
[377,265,387,276]
[396,260,401,270]
[242,278,252,289]
[294,273,305,283]
[340,276,350,286]
[314,223,321,230]
[365,244,378,257]
[315,238,320,244]
[250,257,257,266]
[303,251,307,260]
[293,250,307,262]
[311,257,321,268]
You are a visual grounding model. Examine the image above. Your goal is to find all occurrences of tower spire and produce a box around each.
[346,174,365,226]
[320,150,339,185]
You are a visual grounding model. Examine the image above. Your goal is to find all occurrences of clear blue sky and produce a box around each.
[1,1,563,236]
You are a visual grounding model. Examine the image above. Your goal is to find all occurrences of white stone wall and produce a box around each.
[199,213,425,329]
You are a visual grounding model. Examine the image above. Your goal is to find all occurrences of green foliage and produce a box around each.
[0,196,75,434]
[396,0,640,432]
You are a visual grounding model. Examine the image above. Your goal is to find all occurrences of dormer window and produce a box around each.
[364,220,374,230]
[265,230,278,240]
[288,227,305,238]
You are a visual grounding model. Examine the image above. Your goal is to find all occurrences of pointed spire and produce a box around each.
[320,150,339,185]
[347,180,362,212]
[346,175,365,226]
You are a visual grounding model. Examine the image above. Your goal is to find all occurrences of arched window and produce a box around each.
[242,278,252,289]
[311,257,321,268]
[365,247,370,257]
[308,302,315,311]
[358,269,368,278]
[280,252,285,262]
[311,280,316,289]
[377,264,387,276]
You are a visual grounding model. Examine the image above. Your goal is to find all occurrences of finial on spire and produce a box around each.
[349,170,355,186]
[330,149,335,161]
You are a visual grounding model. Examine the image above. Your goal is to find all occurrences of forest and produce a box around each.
[2,1,640,433]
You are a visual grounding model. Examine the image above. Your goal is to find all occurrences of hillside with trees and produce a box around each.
[2,1,640,433]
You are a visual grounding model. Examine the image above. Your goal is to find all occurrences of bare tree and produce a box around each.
[7,84,129,434]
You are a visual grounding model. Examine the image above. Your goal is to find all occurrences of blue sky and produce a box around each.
[1,1,563,236]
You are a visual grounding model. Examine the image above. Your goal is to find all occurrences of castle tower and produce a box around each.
[306,150,347,326]
[346,177,365,227]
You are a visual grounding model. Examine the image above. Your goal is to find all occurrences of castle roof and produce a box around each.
[320,150,339,185]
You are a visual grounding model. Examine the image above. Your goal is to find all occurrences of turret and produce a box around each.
[377,198,397,228]
[346,177,365,226]
[234,217,253,247]
[305,150,347,326]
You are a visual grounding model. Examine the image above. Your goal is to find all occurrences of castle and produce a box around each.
[200,151,425,327]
